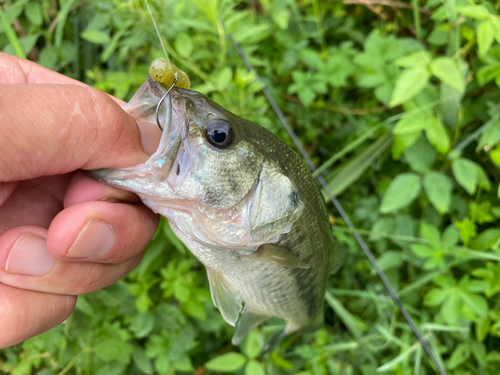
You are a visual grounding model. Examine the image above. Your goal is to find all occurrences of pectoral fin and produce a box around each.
[232,305,269,345]
[206,268,242,326]
[248,244,310,269]
[248,165,304,244]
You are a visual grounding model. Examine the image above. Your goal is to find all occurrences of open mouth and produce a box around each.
[88,78,185,187]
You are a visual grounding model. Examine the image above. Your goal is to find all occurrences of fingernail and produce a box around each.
[67,220,115,258]
[6,235,54,276]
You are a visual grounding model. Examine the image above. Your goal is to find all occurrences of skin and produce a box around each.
[0,53,159,348]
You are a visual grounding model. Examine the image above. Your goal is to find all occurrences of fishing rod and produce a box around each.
[219,17,448,375]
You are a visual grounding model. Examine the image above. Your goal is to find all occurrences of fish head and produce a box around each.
[90,78,303,248]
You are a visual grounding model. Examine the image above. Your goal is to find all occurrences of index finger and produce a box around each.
[0,52,88,86]
[0,52,124,105]
[0,83,148,181]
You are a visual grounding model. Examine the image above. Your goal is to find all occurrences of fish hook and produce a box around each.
[155,76,178,132]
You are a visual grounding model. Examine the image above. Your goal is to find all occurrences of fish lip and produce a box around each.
[140,84,186,182]
[87,79,187,189]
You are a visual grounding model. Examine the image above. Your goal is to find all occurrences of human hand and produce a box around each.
[0,53,159,347]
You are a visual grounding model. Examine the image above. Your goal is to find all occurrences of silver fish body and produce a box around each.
[90,78,343,347]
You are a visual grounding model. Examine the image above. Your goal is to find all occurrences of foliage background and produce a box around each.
[2,0,500,374]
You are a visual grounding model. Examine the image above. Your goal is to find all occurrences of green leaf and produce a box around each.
[393,111,431,134]
[455,5,491,19]
[272,8,290,30]
[442,225,459,245]
[75,295,95,316]
[477,119,500,151]
[476,164,492,191]
[404,136,436,172]
[214,67,233,91]
[95,362,127,375]
[429,57,465,93]
[155,355,170,374]
[476,317,491,341]
[270,351,294,369]
[389,67,430,107]
[173,356,194,372]
[424,288,447,306]
[245,360,266,375]
[447,343,471,370]
[24,3,43,26]
[490,17,500,44]
[175,32,194,58]
[377,251,402,271]
[369,217,394,241]
[420,222,440,243]
[135,292,151,313]
[81,29,111,44]
[39,46,59,70]
[452,158,478,195]
[130,312,155,338]
[412,244,434,258]
[205,353,247,373]
[441,290,461,324]
[95,338,134,362]
[455,218,477,246]
[478,19,494,56]
[394,50,432,68]
[244,331,263,359]
[471,341,488,367]
[392,132,421,159]
[425,116,450,154]
[380,173,421,213]
[132,349,154,374]
[470,228,500,250]
[423,171,453,214]
[460,292,488,317]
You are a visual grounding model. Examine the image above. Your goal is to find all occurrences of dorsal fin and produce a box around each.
[206,267,242,326]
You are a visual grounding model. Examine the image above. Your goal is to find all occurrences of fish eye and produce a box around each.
[206,121,235,149]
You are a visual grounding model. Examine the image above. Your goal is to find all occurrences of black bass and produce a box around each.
[89,75,343,350]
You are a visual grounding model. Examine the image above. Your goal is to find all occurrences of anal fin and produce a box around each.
[232,305,269,345]
[248,244,310,269]
[206,268,242,326]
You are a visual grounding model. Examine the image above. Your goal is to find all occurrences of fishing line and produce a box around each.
[219,17,448,375]
[145,0,169,61]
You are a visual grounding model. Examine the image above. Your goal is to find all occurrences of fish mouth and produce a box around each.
[88,78,186,192]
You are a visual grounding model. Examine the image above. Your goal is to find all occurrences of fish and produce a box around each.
[89,76,343,350]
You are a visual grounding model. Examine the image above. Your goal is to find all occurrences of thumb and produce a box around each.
[0,84,148,182]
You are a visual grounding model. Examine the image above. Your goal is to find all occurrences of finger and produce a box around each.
[0,84,149,182]
[0,53,126,107]
[0,178,64,233]
[0,52,87,86]
[47,200,158,262]
[0,226,145,295]
[0,283,76,348]
[64,172,141,207]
